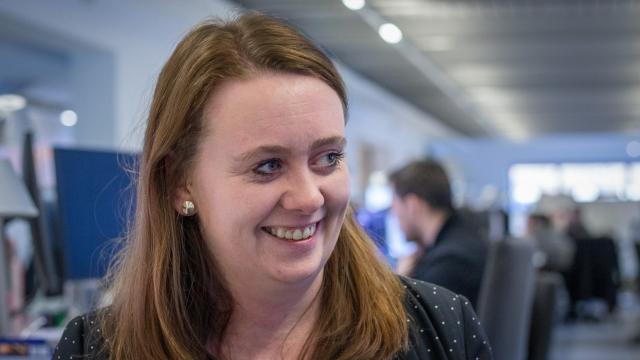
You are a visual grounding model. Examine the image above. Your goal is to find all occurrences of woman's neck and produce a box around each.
[216,271,324,359]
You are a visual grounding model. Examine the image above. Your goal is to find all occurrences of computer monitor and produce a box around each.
[22,131,62,296]
[53,148,137,280]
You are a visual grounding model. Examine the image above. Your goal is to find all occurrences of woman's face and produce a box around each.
[184,72,350,289]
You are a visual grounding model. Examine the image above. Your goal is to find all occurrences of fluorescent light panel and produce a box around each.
[342,0,365,11]
[379,23,403,44]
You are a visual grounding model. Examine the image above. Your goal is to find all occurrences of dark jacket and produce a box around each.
[410,212,489,307]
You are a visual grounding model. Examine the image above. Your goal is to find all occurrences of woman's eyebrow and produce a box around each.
[234,136,347,163]
[234,145,290,163]
[311,136,347,150]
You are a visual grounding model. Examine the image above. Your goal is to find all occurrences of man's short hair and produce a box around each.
[389,159,453,212]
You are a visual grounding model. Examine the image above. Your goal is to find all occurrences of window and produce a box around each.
[508,162,639,235]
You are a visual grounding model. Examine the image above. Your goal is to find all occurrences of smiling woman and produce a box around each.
[184,72,350,293]
[53,11,492,360]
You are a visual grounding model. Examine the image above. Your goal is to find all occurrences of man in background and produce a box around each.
[525,213,575,272]
[389,159,488,306]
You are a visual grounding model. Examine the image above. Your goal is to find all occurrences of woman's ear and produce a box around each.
[166,153,196,216]
[173,181,195,215]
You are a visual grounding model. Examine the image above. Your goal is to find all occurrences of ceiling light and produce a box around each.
[60,110,78,127]
[627,140,640,158]
[0,94,27,114]
[378,23,403,44]
[342,0,365,10]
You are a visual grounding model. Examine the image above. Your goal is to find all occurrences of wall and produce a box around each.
[340,64,454,202]
[430,132,640,207]
[0,0,238,150]
[0,0,457,199]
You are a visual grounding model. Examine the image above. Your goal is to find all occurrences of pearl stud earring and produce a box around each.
[181,200,195,216]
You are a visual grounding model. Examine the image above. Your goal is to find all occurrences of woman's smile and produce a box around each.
[263,222,319,241]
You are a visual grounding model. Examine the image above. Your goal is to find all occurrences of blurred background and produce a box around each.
[0,0,639,359]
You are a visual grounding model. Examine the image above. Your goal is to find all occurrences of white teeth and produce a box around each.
[266,223,317,241]
[307,223,316,236]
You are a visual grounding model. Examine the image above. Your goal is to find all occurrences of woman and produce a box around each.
[54,12,492,360]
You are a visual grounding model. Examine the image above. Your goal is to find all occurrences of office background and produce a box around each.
[1,1,640,359]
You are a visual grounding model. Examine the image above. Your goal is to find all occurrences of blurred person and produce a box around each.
[631,214,640,343]
[535,194,576,235]
[536,196,621,319]
[567,207,591,240]
[525,213,575,272]
[53,13,492,360]
[632,215,640,290]
[389,159,488,307]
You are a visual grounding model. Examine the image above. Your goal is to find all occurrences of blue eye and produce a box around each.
[317,151,345,168]
[254,159,282,175]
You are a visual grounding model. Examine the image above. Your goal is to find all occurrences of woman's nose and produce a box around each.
[280,171,325,214]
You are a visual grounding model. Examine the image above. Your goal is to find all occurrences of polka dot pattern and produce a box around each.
[52,277,493,359]
[52,312,106,360]
[398,276,493,359]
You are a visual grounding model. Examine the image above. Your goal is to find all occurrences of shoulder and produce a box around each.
[444,224,487,249]
[400,276,459,305]
[398,277,493,359]
[414,243,480,272]
[400,276,469,324]
[53,310,108,359]
[430,225,488,263]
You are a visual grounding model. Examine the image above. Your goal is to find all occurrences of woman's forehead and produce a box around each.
[201,73,345,141]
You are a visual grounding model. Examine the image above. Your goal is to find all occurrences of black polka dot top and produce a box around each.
[396,276,493,359]
[53,276,493,359]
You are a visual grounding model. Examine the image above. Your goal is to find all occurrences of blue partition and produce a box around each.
[54,148,137,280]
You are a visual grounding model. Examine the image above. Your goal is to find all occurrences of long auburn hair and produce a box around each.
[102,12,408,359]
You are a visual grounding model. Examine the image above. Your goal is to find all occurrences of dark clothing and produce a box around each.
[410,213,488,307]
[397,277,493,359]
[53,277,492,359]
[564,236,619,314]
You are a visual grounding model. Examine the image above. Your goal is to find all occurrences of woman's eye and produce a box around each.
[316,151,345,168]
[254,159,282,175]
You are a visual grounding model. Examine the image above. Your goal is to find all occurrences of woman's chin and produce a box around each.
[268,261,326,286]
